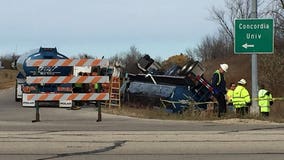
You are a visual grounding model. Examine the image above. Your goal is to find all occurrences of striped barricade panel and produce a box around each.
[26,59,109,67]
[26,76,109,84]
[23,93,109,101]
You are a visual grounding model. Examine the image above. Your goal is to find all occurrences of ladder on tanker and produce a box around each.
[108,77,121,108]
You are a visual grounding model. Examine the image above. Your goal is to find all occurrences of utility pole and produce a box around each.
[250,0,259,114]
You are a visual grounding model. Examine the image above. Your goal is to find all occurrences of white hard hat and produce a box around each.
[238,79,247,85]
[220,64,228,72]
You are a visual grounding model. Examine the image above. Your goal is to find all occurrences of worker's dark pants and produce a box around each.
[236,107,249,117]
[261,112,269,117]
[73,87,83,106]
[214,93,227,117]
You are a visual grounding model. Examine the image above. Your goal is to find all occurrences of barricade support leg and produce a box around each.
[97,101,102,122]
[32,101,40,122]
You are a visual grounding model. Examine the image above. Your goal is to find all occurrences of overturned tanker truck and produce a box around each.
[123,55,214,113]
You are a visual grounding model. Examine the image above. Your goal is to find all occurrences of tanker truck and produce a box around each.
[15,47,73,107]
[123,55,214,113]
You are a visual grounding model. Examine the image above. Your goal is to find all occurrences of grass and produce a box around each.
[0,69,18,89]
[102,103,284,123]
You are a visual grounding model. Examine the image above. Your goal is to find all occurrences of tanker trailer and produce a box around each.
[123,55,213,113]
[15,47,73,107]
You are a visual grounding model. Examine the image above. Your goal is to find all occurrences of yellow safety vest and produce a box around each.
[232,85,251,108]
[258,89,272,112]
[226,89,234,102]
[214,70,221,86]
[74,83,82,88]
[94,83,99,90]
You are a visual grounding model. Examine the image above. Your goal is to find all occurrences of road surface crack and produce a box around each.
[36,140,126,160]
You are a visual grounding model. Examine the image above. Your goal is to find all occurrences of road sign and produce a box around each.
[234,19,274,54]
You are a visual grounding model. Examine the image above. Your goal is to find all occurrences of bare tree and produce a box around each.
[109,45,143,74]
[0,52,20,69]
[185,48,199,61]
[210,0,251,44]
[196,34,229,61]
[193,0,253,61]
[264,0,284,38]
[256,0,284,95]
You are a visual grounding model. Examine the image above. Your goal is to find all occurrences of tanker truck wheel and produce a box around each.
[179,62,198,76]
[15,82,20,102]
[179,62,193,76]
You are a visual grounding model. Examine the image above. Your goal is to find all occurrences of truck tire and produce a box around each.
[179,62,199,76]
[179,63,192,76]
[15,82,21,102]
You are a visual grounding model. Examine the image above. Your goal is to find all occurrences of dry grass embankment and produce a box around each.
[0,69,17,89]
[102,104,284,123]
[102,105,218,121]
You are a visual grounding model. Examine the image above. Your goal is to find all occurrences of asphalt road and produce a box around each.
[0,87,284,160]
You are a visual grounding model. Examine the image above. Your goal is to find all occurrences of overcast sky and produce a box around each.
[0,0,225,60]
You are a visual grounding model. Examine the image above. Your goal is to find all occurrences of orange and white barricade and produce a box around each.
[22,58,110,107]
[26,59,109,67]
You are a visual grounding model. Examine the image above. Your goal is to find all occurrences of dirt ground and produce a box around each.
[0,69,17,89]
[213,118,282,125]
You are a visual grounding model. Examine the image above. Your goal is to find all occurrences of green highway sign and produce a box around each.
[234,19,274,54]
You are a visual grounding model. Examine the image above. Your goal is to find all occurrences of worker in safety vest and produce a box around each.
[258,84,273,117]
[72,72,83,110]
[73,72,83,93]
[91,67,102,108]
[226,82,236,112]
[232,79,251,117]
[212,63,228,117]
[91,67,100,93]
[73,83,83,92]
